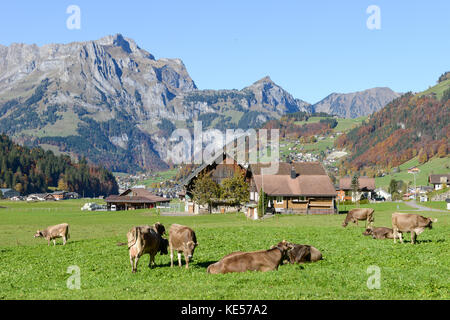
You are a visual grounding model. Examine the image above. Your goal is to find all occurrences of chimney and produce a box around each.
[291,166,296,179]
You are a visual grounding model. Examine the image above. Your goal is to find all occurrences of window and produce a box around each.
[276,197,283,204]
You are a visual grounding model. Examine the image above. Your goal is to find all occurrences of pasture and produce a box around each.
[0,200,448,300]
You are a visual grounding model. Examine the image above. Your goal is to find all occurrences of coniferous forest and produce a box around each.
[0,134,118,196]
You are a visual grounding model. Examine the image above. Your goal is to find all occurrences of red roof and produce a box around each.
[339,177,375,191]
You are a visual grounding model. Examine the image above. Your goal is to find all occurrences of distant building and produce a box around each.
[105,188,170,211]
[337,177,376,202]
[0,188,20,199]
[429,174,450,190]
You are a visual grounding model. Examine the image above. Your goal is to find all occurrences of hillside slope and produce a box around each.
[336,77,450,171]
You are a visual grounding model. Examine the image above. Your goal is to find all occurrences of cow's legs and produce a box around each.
[149,254,155,268]
[184,253,189,269]
[63,236,67,245]
[170,246,174,267]
[47,239,50,246]
[398,231,403,243]
[393,228,398,243]
[53,239,56,246]
[178,252,182,267]
[411,231,416,244]
[134,255,140,272]
[129,255,135,273]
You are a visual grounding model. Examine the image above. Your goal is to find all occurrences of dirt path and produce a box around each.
[404,200,446,212]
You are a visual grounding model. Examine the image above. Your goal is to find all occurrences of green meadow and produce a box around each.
[0,200,448,300]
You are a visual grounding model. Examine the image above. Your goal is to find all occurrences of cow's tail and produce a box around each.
[66,225,70,240]
[127,227,140,250]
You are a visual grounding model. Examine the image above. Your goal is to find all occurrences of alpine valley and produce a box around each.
[0,34,403,172]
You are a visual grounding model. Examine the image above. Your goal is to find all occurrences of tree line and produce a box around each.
[0,134,118,196]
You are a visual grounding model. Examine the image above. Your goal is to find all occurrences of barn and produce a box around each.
[105,188,170,211]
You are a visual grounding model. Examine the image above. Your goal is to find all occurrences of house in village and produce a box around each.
[0,188,20,199]
[182,152,337,217]
[336,176,376,202]
[429,174,450,190]
[105,188,170,211]
[248,162,337,217]
[183,152,251,214]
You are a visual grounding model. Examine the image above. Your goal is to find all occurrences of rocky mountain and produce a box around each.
[311,87,401,118]
[0,34,310,172]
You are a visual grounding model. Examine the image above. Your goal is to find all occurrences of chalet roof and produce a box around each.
[105,188,170,203]
[253,174,336,197]
[429,174,450,184]
[250,162,327,176]
[183,151,247,186]
[339,177,375,191]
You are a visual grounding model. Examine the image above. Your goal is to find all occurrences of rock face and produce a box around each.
[311,88,401,118]
[0,34,310,172]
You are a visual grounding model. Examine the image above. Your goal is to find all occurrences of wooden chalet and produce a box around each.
[105,188,170,211]
[182,151,337,216]
[249,162,337,216]
[337,176,375,202]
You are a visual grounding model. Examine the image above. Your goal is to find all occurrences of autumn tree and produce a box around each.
[418,148,428,164]
[192,172,220,214]
[437,143,448,158]
[220,171,249,209]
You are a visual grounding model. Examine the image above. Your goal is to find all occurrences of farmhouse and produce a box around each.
[105,188,170,211]
[429,174,450,190]
[337,176,375,202]
[0,188,20,199]
[183,152,251,214]
[249,162,337,215]
[183,151,336,216]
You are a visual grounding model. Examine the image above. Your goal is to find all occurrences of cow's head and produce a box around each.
[362,227,373,236]
[154,222,166,235]
[183,240,198,261]
[426,218,437,229]
[159,238,169,255]
[34,231,43,238]
[342,221,348,227]
[275,240,293,254]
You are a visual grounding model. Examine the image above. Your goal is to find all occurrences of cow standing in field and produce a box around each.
[34,223,70,246]
[391,213,437,244]
[206,240,291,274]
[169,224,198,269]
[342,208,374,228]
[362,226,394,239]
[127,222,168,273]
[285,243,322,264]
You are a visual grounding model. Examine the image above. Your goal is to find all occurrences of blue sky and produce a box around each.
[1,0,449,103]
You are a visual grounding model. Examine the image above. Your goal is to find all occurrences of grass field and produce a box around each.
[139,168,179,186]
[0,200,448,300]
[375,156,450,189]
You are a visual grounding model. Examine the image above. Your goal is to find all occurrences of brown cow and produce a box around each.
[169,224,198,269]
[362,226,394,239]
[127,222,168,273]
[285,243,322,264]
[342,208,374,227]
[392,213,437,244]
[206,240,291,274]
[34,223,70,246]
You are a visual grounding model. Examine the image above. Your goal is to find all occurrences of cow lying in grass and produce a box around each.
[284,243,322,264]
[392,213,437,244]
[362,226,394,239]
[206,240,291,274]
[126,222,168,273]
[342,208,374,228]
[34,223,70,246]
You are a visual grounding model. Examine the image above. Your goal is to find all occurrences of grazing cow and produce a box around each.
[285,243,322,264]
[127,222,168,273]
[362,226,394,239]
[169,224,198,269]
[391,213,437,244]
[206,240,291,274]
[342,208,374,227]
[34,223,70,246]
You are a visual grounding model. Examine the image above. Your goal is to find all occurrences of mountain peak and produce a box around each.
[254,76,274,85]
